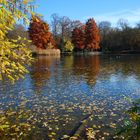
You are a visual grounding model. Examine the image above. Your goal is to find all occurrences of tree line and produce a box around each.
[50,14,140,53]
[6,13,140,54]
[99,19,140,53]
[27,14,100,52]
[50,14,100,52]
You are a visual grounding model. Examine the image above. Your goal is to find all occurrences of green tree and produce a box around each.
[0,0,35,82]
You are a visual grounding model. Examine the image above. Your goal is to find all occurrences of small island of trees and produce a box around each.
[28,15,100,54]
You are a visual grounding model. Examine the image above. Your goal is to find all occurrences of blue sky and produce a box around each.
[35,0,140,26]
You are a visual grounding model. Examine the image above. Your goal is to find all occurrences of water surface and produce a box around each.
[0,55,140,139]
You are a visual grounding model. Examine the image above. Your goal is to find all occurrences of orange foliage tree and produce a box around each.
[72,25,85,51]
[29,15,55,49]
[85,18,100,51]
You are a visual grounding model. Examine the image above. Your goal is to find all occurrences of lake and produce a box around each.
[0,55,140,139]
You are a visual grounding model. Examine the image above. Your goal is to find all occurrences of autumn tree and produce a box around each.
[29,15,55,49]
[63,39,74,52]
[47,34,56,48]
[72,25,85,51]
[85,18,100,51]
[59,18,83,40]
[0,0,35,82]
[51,13,86,52]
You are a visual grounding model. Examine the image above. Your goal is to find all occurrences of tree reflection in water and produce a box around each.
[0,55,140,139]
[73,55,100,86]
[30,56,60,93]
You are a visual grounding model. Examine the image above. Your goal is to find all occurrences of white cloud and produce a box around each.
[84,9,140,27]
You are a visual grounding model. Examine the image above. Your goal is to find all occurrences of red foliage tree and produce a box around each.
[72,25,85,50]
[85,18,100,51]
[47,34,56,48]
[29,15,55,49]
